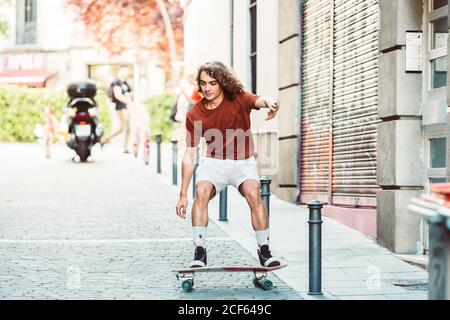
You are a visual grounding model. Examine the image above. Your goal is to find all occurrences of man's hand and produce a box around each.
[176,195,188,219]
[177,147,196,219]
[125,93,134,106]
[265,99,279,121]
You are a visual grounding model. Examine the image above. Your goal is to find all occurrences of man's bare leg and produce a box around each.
[239,179,280,267]
[101,110,126,145]
[239,179,268,230]
[189,181,215,267]
[192,180,215,229]
[122,110,131,152]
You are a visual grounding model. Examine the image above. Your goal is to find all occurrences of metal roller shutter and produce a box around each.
[300,0,380,207]
[300,0,332,204]
[332,0,380,207]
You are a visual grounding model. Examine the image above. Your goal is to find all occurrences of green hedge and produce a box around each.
[93,91,112,135]
[0,85,180,143]
[145,93,177,142]
[0,85,111,142]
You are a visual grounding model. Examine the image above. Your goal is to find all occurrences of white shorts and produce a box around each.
[195,156,260,196]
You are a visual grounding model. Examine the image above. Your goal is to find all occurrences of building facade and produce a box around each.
[0,0,166,102]
[184,0,450,254]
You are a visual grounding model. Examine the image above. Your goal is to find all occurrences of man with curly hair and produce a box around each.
[176,61,281,268]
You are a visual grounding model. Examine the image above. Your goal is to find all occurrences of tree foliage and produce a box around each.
[0,0,10,36]
[66,0,184,73]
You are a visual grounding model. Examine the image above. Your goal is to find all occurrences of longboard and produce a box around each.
[172,264,287,291]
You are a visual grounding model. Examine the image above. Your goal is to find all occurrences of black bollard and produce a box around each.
[156,133,162,174]
[219,188,228,221]
[260,176,272,217]
[192,146,199,199]
[171,139,178,185]
[307,200,323,296]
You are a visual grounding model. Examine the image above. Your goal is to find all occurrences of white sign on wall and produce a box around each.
[0,53,46,71]
[405,31,423,73]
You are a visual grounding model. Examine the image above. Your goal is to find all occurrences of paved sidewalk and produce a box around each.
[0,143,300,300]
[156,142,429,300]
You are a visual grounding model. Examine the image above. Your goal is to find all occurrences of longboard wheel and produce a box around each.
[253,278,260,287]
[181,279,194,292]
[258,278,273,291]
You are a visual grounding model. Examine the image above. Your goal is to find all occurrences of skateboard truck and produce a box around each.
[177,272,195,292]
[253,270,273,290]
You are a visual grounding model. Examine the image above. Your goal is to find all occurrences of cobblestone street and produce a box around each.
[0,143,301,300]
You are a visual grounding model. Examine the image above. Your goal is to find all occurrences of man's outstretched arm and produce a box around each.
[255,96,280,120]
[113,86,133,105]
[176,146,197,219]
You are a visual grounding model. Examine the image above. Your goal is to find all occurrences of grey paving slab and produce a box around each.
[0,142,432,300]
[0,143,301,300]
[384,293,428,300]
[202,183,429,300]
[339,295,389,300]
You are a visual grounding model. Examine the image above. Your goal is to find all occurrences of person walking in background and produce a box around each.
[42,106,59,158]
[101,65,133,153]
[175,61,281,268]
[183,73,202,110]
[174,73,203,153]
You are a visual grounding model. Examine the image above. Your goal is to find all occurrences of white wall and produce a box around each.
[37,0,71,49]
[253,0,279,132]
[184,0,280,132]
[232,1,280,132]
[232,0,251,89]
[183,0,231,75]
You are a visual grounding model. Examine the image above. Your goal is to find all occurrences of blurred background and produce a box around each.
[0,0,186,143]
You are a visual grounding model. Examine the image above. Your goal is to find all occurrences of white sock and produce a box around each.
[255,228,270,248]
[193,226,206,248]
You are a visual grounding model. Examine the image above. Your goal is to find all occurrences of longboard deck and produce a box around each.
[173,264,287,273]
[174,264,287,291]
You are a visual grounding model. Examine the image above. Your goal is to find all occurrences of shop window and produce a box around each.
[429,137,446,168]
[433,0,447,10]
[427,1,448,90]
[16,0,37,45]
[431,56,447,88]
[430,177,446,183]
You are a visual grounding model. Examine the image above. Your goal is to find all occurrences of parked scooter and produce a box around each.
[65,82,103,162]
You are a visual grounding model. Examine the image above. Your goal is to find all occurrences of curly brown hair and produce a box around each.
[196,61,244,100]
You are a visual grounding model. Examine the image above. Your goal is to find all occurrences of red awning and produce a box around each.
[0,70,56,87]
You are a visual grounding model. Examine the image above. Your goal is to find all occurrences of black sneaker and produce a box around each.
[189,246,207,268]
[258,245,281,267]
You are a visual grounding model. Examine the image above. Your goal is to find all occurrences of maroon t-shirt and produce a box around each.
[185,91,260,160]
